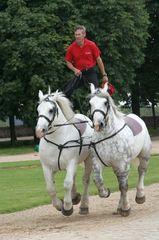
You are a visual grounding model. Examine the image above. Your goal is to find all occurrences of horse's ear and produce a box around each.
[48,86,51,94]
[38,90,43,101]
[90,83,96,94]
[102,82,109,93]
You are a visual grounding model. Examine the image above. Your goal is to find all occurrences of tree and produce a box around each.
[134,0,159,126]
[72,0,149,93]
[0,0,150,143]
[0,0,78,144]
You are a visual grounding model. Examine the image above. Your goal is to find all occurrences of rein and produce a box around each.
[53,120,89,128]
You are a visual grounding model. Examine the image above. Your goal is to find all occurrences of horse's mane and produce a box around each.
[90,89,125,119]
[52,91,75,120]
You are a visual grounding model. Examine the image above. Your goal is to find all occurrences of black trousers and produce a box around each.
[64,68,99,97]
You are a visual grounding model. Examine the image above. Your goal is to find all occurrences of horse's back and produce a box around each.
[126,113,152,156]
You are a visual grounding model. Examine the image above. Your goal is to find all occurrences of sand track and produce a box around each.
[0,183,159,240]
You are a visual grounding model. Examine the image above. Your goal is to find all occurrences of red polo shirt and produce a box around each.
[65,39,101,70]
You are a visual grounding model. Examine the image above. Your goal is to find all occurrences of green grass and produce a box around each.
[0,145,36,155]
[0,155,158,214]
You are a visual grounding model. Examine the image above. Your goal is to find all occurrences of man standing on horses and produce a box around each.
[64,25,109,97]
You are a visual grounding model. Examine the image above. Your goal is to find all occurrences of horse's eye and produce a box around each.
[49,109,53,114]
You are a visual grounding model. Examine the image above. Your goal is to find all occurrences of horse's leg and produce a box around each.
[79,156,92,215]
[71,176,81,205]
[42,164,62,211]
[62,161,77,216]
[114,165,131,217]
[136,155,149,204]
[92,158,110,198]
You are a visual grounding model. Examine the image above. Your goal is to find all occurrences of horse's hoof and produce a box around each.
[72,193,81,205]
[135,195,145,204]
[120,208,131,217]
[79,207,89,215]
[55,199,63,211]
[99,188,111,198]
[112,208,121,215]
[62,206,73,216]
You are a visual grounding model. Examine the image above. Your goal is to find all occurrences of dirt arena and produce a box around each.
[0,183,159,240]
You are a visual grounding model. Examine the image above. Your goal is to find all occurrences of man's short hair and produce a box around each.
[74,25,86,33]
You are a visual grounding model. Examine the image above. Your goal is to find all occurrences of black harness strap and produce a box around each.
[90,123,127,167]
[91,142,108,167]
[72,123,83,156]
[44,137,86,170]
[92,123,127,145]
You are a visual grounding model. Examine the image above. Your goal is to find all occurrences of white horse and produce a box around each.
[89,83,152,216]
[35,89,94,216]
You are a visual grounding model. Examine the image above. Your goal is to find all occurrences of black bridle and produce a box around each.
[90,101,110,124]
[37,96,59,128]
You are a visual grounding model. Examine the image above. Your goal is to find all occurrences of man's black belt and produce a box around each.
[82,67,95,74]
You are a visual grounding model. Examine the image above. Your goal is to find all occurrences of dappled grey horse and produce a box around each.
[89,83,152,216]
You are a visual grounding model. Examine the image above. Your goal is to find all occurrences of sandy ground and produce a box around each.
[0,137,158,240]
[0,184,159,240]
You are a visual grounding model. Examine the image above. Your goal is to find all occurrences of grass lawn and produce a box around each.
[0,145,36,155]
[0,155,158,214]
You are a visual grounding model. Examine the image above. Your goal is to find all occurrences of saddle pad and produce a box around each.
[125,116,142,136]
[74,118,87,136]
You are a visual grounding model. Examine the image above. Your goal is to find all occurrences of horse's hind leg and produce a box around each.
[136,155,149,204]
[42,164,63,211]
[92,158,110,198]
[79,156,92,215]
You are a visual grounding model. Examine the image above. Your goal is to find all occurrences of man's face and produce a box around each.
[74,29,86,45]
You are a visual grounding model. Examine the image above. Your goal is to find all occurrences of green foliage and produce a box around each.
[0,0,77,125]
[73,0,149,94]
[0,155,158,213]
[0,0,150,123]
[135,0,159,105]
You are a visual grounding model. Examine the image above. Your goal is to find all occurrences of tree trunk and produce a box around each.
[9,115,17,145]
[131,81,140,116]
[151,101,156,129]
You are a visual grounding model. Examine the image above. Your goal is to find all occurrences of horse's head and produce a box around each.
[35,90,59,138]
[89,83,110,131]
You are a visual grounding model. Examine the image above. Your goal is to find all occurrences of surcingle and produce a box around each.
[125,116,142,136]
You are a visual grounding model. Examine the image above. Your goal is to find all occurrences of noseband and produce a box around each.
[38,96,59,127]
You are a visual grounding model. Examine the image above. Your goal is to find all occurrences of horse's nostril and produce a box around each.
[100,122,104,128]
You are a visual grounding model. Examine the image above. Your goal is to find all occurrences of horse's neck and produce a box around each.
[106,109,125,134]
[48,106,73,138]
[54,106,69,126]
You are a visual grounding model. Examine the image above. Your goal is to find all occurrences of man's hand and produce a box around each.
[74,68,82,77]
[103,74,109,83]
